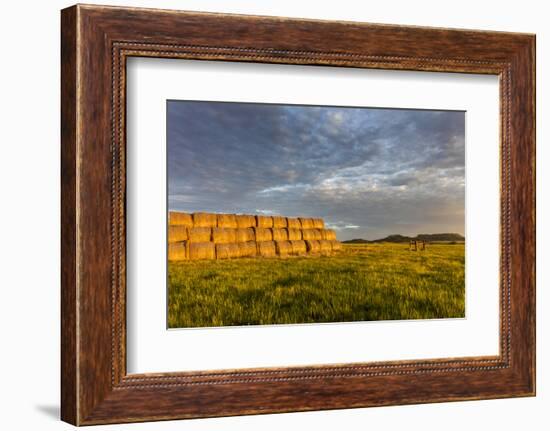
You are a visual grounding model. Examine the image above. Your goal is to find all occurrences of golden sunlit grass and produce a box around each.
[168,243,465,328]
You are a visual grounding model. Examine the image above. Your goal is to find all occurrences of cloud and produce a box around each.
[257,183,310,195]
[167,101,465,240]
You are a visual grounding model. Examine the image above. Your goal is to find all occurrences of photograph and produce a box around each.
[53,3,536,425]
[166,100,466,329]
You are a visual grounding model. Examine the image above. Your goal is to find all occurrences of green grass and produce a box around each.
[168,243,465,328]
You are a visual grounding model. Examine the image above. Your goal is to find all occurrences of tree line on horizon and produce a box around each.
[342,233,465,244]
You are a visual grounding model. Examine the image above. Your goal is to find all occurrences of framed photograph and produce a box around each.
[61,4,535,425]
[163,101,467,330]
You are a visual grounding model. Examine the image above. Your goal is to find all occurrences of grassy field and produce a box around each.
[168,243,465,328]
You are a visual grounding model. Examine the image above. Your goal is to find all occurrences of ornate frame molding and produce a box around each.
[61,5,535,425]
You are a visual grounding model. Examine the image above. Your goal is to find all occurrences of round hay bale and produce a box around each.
[272,228,289,241]
[212,227,237,244]
[257,241,276,257]
[169,211,193,227]
[217,213,237,228]
[187,227,212,243]
[287,228,302,241]
[275,240,292,256]
[305,239,321,253]
[235,214,256,228]
[168,226,188,243]
[290,240,307,255]
[254,227,273,242]
[312,218,325,229]
[321,229,337,240]
[216,242,240,259]
[272,216,287,228]
[331,240,343,251]
[235,227,255,242]
[188,242,215,260]
[238,241,257,258]
[302,229,322,240]
[299,217,315,229]
[193,212,217,227]
[319,240,333,254]
[287,218,302,229]
[256,215,273,228]
[301,229,315,240]
[168,241,188,261]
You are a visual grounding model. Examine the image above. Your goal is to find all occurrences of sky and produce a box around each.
[167,101,465,241]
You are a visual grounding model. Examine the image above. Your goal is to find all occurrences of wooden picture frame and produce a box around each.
[61,4,535,425]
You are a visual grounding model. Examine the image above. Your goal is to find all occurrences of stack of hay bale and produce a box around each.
[168,211,342,261]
